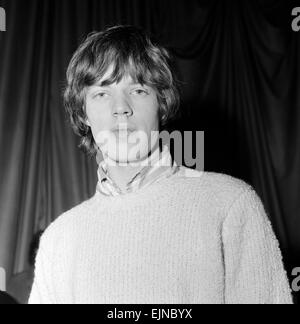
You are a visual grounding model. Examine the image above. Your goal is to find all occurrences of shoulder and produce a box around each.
[174,168,268,232]
[38,194,99,253]
[174,166,253,206]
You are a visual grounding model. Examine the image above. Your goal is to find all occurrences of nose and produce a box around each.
[112,94,133,118]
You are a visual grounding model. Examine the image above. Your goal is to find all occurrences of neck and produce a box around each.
[104,142,161,191]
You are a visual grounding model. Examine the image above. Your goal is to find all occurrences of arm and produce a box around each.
[222,187,293,304]
[28,237,56,304]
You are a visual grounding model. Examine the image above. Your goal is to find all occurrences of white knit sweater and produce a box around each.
[29,167,293,304]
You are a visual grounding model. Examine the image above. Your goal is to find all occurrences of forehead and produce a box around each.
[94,61,151,87]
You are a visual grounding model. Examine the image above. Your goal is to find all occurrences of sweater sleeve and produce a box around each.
[28,237,56,304]
[222,187,293,304]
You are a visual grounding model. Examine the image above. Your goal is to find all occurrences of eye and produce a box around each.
[93,92,108,99]
[132,88,149,96]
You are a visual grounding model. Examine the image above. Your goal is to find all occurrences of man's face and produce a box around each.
[85,65,160,165]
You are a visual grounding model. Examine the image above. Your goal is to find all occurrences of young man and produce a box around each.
[29,25,293,304]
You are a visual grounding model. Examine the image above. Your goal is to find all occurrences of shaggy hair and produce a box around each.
[64,25,181,155]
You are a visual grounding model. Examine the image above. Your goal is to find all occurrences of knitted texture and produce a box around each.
[29,167,293,304]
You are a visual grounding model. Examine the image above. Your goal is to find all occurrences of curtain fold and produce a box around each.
[0,1,299,302]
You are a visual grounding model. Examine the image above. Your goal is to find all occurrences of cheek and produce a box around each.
[140,99,160,128]
[136,113,159,135]
[86,103,108,131]
[148,109,160,131]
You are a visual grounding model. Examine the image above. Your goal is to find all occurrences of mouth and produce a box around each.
[112,124,136,133]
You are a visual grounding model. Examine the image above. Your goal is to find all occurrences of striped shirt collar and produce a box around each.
[96,145,179,197]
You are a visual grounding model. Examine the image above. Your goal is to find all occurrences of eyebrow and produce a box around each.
[95,80,145,87]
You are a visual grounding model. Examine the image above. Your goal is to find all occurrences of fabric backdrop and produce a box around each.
[0,0,299,302]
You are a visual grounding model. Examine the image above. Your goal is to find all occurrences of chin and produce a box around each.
[105,144,151,167]
[96,129,156,166]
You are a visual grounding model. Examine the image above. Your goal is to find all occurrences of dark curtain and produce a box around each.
[0,0,299,302]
